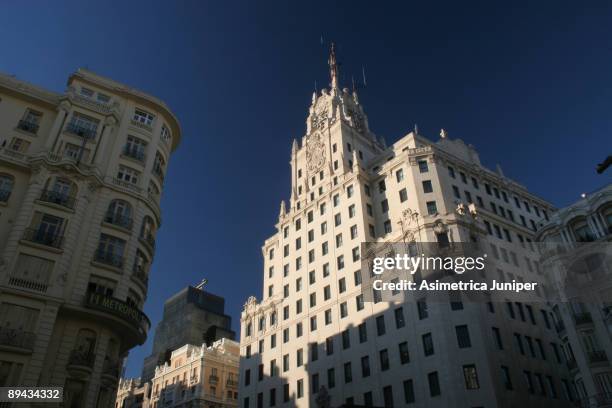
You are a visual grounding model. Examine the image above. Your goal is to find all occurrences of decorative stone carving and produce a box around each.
[306,132,326,172]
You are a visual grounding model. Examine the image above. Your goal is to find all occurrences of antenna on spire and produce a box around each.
[195,278,208,290]
[328,42,339,89]
[362,66,367,87]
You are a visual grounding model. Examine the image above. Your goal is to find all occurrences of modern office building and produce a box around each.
[239,45,575,407]
[0,69,180,407]
[141,283,236,382]
[537,184,612,407]
[116,339,240,408]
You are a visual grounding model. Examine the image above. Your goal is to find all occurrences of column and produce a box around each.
[44,103,69,151]
[94,117,117,167]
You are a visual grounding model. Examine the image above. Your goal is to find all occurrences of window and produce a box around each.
[418,160,429,173]
[344,362,352,383]
[501,365,513,389]
[356,294,364,310]
[383,220,392,233]
[404,379,415,403]
[492,327,503,349]
[342,330,350,349]
[422,180,433,193]
[358,323,367,343]
[399,341,410,364]
[376,315,386,336]
[297,379,304,398]
[67,112,99,138]
[117,165,140,184]
[381,199,389,212]
[350,225,358,239]
[396,168,404,181]
[456,325,471,348]
[422,333,434,356]
[417,298,428,319]
[380,349,390,371]
[428,372,441,396]
[133,109,155,125]
[0,174,15,202]
[463,365,480,389]
[426,201,437,215]
[361,356,370,377]
[399,188,408,202]
[395,307,405,328]
[96,234,126,267]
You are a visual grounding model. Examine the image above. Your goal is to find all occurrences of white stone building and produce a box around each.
[537,184,612,407]
[116,338,240,408]
[0,69,180,407]
[239,45,575,408]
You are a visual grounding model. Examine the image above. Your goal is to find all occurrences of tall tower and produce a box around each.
[239,47,573,408]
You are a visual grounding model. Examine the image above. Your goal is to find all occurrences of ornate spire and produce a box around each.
[328,42,339,89]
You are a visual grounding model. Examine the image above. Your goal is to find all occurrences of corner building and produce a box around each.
[0,69,180,407]
[239,48,576,408]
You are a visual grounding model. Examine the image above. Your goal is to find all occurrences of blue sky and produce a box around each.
[1,1,610,377]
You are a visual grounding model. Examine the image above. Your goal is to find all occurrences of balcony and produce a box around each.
[588,350,609,364]
[130,119,153,132]
[66,349,95,377]
[65,122,97,139]
[140,233,156,252]
[17,120,39,134]
[0,328,35,351]
[84,291,150,342]
[122,147,146,162]
[226,379,238,388]
[22,228,63,249]
[8,275,48,293]
[102,360,120,379]
[104,212,133,230]
[574,312,593,326]
[209,375,219,385]
[0,189,10,203]
[39,190,76,210]
[132,265,148,287]
[152,166,165,183]
[93,249,124,269]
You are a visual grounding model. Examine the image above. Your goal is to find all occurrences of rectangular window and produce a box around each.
[404,379,415,403]
[418,160,429,173]
[361,356,370,377]
[399,341,410,364]
[422,180,433,193]
[456,325,472,348]
[358,323,367,343]
[380,349,390,371]
[423,333,434,356]
[428,371,441,396]
[376,315,386,336]
[463,365,480,389]
[394,307,405,328]
[426,201,437,215]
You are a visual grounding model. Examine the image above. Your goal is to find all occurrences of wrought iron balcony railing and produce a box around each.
[0,327,35,350]
[65,122,97,139]
[104,212,133,230]
[140,233,156,250]
[39,190,76,209]
[132,265,148,286]
[574,312,593,325]
[122,147,145,162]
[22,228,63,249]
[68,349,95,368]
[17,120,39,133]
[588,350,608,364]
[93,249,124,268]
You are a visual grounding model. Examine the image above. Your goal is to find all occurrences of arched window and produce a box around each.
[140,216,156,250]
[105,199,133,229]
[0,174,14,202]
[570,218,594,242]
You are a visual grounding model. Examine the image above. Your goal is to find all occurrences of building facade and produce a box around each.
[142,284,236,382]
[537,184,612,407]
[239,46,576,408]
[0,69,180,407]
[116,339,239,408]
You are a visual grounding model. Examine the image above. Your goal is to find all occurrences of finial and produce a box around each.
[440,128,447,139]
[279,200,287,217]
[329,42,339,89]
[292,139,298,154]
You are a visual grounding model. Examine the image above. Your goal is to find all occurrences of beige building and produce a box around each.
[537,184,612,407]
[239,46,575,408]
[0,69,180,407]
[116,339,240,408]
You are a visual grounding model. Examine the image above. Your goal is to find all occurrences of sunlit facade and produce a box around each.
[0,69,180,407]
[239,46,575,408]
